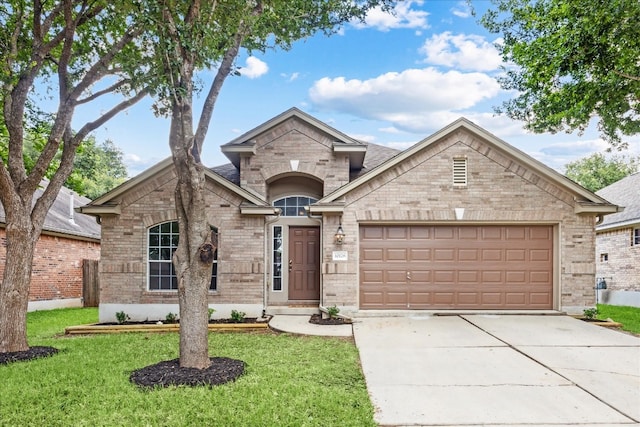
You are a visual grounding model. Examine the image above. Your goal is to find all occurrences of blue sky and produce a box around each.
[72,0,639,177]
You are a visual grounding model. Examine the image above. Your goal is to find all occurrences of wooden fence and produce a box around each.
[82,259,99,307]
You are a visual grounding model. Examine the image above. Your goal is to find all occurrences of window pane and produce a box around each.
[148,248,159,260]
[149,277,160,290]
[160,235,171,247]
[273,278,282,291]
[160,222,171,233]
[285,206,297,216]
[160,248,172,261]
[149,234,159,246]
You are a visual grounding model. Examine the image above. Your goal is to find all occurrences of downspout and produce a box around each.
[263,209,282,317]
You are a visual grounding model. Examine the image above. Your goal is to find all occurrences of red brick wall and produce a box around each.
[0,228,100,302]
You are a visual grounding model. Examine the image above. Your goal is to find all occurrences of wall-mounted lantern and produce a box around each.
[334,224,345,245]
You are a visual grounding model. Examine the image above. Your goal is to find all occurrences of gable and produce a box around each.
[79,158,273,218]
[313,118,618,216]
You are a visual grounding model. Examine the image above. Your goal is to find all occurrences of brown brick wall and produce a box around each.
[0,229,100,301]
[321,130,599,311]
[99,168,265,307]
[596,228,640,291]
[240,117,350,197]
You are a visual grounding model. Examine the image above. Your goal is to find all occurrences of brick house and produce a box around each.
[79,108,618,322]
[595,172,640,307]
[0,181,101,311]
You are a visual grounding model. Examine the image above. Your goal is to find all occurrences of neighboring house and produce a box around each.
[0,181,101,311]
[79,108,618,322]
[595,172,640,307]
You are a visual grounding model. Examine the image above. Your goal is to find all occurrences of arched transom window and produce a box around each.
[273,196,318,217]
[148,221,218,291]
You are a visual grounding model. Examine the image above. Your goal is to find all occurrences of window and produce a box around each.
[148,221,218,291]
[600,253,609,262]
[453,158,467,186]
[633,228,640,246]
[272,226,283,291]
[273,196,318,216]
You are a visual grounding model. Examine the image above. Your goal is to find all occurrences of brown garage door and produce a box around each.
[360,225,553,310]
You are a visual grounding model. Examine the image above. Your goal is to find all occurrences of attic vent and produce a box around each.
[453,158,467,187]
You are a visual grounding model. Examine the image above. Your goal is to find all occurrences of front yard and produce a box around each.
[597,304,640,335]
[0,308,375,426]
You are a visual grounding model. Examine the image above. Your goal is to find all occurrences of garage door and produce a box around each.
[359,225,553,310]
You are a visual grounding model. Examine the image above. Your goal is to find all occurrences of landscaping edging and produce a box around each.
[65,322,269,335]
[570,316,623,328]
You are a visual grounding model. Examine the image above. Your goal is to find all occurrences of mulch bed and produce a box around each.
[309,313,352,325]
[130,357,245,388]
[0,346,59,365]
[98,318,260,326]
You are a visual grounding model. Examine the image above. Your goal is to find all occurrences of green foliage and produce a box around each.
[115,311,130,325]
[230,310,246,323]
[481,0,640,148]
[327,305,341,319]
[597,304,640,334]
[565,153,639,192]
[208,308,216,320]
[10,308,375,426]
[165,312,178,324]
[582,307,598,320]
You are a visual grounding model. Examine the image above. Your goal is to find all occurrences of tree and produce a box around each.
[8,133,129,199]
[66,138,129,199]
[565,153,639,192]
[481,0,640,148]
[0,1,148,353]
[140,0,394,370]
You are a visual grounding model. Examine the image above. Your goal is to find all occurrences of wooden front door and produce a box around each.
[288,226,320,300]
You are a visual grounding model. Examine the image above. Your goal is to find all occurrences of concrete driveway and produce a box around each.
[353,315,640,426]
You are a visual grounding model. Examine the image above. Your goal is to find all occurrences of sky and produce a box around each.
[72,0,639,178]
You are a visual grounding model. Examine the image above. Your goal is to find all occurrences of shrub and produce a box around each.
[583,307,598,320]
[230,310,246,323]
[208,308,216,320]
[327,305,340,319]
[115,311,130,324]
[165,312,178,324]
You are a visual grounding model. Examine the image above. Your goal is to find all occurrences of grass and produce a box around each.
[597,304,640,334]
[1,308,376,427]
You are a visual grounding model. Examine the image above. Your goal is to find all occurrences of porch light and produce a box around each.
[334,224,345,245]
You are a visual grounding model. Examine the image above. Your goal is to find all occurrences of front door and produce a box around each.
[288,226,320,300]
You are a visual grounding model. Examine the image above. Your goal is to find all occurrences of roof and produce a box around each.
[313,117,619,216]
[221,107,369,170]
[596,172,640,231]
[0,180,100,241]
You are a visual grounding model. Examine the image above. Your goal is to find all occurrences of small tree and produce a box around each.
[0,1,149,354]
[481,0,640,149]
[565,153,639,192]
[140,0,394,369]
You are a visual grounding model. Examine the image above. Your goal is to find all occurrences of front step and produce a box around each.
[266,306,320,316]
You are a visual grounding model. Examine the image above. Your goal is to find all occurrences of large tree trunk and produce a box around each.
[0,205,38,353]
[169,95,213,370]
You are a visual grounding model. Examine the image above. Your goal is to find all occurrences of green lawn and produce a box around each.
[1,308,375,427]
[597,304,640,334]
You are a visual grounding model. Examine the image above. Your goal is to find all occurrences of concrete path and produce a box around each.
[268,314,352,337]
[353,315,640,426]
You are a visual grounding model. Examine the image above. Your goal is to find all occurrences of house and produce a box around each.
[79,108,618,322]
[595,172,640,307]
[0,181,101,311]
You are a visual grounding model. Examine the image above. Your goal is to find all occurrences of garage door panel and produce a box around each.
[360,225,553,310]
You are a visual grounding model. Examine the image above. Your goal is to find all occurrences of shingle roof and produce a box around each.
[596,172,640,229]
[0,181,101,241]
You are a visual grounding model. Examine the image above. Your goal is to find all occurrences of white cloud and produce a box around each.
[354,1,429,32]
[124,153,163,178]
[309,67,501,133]
[451,2,472,18]
[239,57,268,79]
[420,32,502,72]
